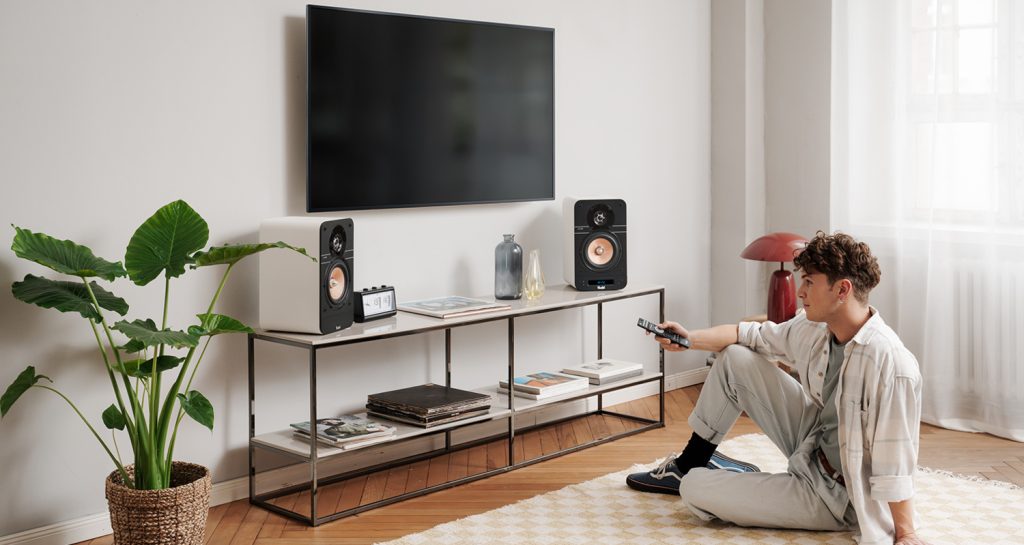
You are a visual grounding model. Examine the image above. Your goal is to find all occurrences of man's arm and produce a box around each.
[654,322,738,353]
[889,499,929,545]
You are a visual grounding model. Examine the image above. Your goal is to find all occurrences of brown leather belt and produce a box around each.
[816,448,845,487]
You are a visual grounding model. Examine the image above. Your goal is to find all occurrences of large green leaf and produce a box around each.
[11,226,127,281]
[188,313,253,337]
[101,404,126,430]
[111,355,183,378]
[113,319,199,349]
[1,366,51,418]
[12,275,129,321]
[191,241,312,268]
[125,200,209,286]
[177,390,214,431]
[118,339,146,354]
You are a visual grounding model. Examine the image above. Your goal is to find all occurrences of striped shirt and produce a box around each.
[738,308,923,545]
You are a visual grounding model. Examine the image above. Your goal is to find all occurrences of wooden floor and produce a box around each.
[76,384,1023,545]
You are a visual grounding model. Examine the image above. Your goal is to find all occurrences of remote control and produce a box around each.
[637,318,691,348]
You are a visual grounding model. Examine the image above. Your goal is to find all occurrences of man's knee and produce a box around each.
[678,469,716,516]
[713,344,761,377]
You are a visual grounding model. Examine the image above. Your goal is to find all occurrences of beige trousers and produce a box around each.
[681,345,857,531]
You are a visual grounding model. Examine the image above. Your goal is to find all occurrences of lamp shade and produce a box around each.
[740,232,807,263]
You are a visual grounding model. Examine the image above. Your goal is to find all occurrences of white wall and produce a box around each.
[0,0,710,536]
[764,0,831,237]
[709,0,767,325]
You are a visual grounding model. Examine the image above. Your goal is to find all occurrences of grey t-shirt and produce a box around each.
[818,334,846,473]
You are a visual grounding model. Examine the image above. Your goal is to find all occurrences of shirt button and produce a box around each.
[818,372,824,377]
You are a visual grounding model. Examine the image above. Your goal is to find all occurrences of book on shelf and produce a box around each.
[496,386,585,400]
[398,296,511,319]
[292,430,397,451]
[561,359,644,385]
[497,371,589,396]
[289,415,395,445]
[367,407,492,428]
[367,383,491,416]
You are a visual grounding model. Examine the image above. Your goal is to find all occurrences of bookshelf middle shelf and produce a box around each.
[250,369,663,460]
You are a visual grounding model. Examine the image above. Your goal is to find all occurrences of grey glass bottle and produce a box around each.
[495,234,523,300]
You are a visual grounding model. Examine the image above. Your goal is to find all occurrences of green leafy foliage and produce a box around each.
[111,356,183,378]
[191,241,312,268]
[1,366,51,418]
[189,313,253,337]
[125,200,209,285]
[11,226,127,281]
[6,200,310,489]
[177,391,214,431]
[12,275,128,321]
[102,404,126,430]
[113,319,199,349]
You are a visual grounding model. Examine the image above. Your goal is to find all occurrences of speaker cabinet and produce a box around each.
[259,217,354,334]
[563,198,627,291]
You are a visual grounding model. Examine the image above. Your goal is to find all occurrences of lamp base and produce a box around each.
[767,268,797,323]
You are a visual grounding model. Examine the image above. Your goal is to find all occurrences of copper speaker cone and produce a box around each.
[328,265,347,303]
[586,237,615,267]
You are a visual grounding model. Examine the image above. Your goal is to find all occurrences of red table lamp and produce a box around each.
[740,232,808,323]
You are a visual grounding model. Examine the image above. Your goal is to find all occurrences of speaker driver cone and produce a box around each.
[327,264,348,303]
[583,234,618,269]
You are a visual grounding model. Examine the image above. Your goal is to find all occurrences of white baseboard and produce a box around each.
[0,369,705,545]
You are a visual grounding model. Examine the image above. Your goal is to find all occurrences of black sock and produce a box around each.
[673,432,717,474]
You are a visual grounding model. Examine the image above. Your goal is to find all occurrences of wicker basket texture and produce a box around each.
[105,461,211,545]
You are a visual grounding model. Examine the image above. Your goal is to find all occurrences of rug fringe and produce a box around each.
[917,466,1022,490]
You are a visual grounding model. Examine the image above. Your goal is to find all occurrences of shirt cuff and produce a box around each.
[737,321,758,347]
[868,474,915,502]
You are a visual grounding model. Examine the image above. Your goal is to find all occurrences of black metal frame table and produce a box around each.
[247,284,666,525]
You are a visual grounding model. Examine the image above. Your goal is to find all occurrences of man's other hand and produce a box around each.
[894,532,930,545]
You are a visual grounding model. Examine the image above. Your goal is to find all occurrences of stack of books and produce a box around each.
[290,414,396,450]
[561,359,644,385]
[497,371,589,400]
[366,384,492,428]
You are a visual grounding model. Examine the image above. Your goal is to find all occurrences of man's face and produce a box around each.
[797,271,842,323]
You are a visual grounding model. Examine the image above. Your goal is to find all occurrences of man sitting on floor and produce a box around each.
[627,232,929,545]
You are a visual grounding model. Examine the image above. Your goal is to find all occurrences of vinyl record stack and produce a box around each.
[366,384,492,428]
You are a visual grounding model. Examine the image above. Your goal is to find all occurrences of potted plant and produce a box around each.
[0,200,309,544]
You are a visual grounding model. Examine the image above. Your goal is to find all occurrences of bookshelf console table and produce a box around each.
[248,284,666,525]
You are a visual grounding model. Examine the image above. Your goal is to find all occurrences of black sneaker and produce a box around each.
[626,454,686,495]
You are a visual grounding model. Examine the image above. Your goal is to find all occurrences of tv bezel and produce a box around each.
[305,5,556,213]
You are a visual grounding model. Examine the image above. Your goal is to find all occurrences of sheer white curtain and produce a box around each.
[832,0,1024,441]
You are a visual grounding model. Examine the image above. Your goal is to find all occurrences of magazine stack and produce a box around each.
[561,359,644,385]
[497,371,589,400]
[366,383,492,428]
[290,414,396,450]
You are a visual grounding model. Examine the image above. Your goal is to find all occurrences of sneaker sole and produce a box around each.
[625,474,681,495]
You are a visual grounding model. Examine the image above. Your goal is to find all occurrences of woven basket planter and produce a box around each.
[105,461,211,545]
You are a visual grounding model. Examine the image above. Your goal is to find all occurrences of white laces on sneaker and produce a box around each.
[650,453,681,480]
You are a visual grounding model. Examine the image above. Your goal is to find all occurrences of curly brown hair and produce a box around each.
[793,231,880,303]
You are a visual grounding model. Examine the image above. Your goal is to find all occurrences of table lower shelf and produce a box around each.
[251,406,662,525]
[251,371,663,460]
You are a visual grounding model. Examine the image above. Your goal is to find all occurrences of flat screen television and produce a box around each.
[306,5,555,212]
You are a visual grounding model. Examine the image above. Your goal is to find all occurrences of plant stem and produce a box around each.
[36,385,130,487]
[82,280,157,487]
[88,319,136,443]
[158,263,234,470]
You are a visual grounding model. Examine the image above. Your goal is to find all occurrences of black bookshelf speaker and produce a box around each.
[562,198,627,291]
[259,217,354,334]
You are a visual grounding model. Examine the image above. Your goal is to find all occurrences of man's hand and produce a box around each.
[646,321,690,352]
[894,531,930,545]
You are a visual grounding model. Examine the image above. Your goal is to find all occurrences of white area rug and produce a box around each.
[376,434,1024,545]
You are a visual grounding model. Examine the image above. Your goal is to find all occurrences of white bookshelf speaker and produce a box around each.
[259,217,354,334]
[563,197,627,291]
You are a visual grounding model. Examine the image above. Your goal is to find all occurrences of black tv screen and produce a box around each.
[306,5,555,212]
